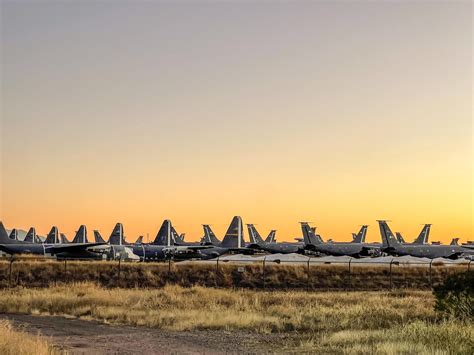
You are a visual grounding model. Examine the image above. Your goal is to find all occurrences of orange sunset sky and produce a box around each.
[1,1,472,243]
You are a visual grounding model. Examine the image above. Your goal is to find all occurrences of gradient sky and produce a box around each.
[1,1,472,243]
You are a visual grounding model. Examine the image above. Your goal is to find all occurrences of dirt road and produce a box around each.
[0,314,282,354]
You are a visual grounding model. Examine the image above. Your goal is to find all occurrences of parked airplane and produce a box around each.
[45,227,60,244]
[0,222,109,259]
[450,238,459,246]
[378,221,473,259]
[60,233,69,244]
[24,227,42,243]
[201,225,222,246]
[352,226,368,243]
[197,216,254,259]
[247,224,304,254]
[265,230,277,243]
[395,224,431,245]
[8,229,18,241]
[301,222,382,257]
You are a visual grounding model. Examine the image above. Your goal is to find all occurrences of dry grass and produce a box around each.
[0,319,55,354]
[0,259,469,290]
[0,283,472,353]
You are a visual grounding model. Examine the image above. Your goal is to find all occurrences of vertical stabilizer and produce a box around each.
[1,223,15,244]
[265,230,277,243]
[221,216,245,248]
[72,225,88,243]
[153,220,175,246]
[395,232,406,244]
[450,238,459,246]
[202,225,221,246]
[378,221,398,248]
[352,225,368,243]
[9,229,18,241]
[94,230,106,243]
[135,236,144,244]
[247,224,264,245]
[60,233,69,244]
[413,224,431,245]
[24,227,38,243]
[45,227,60,244]
[109,223,125,245]
[300,222,320,246]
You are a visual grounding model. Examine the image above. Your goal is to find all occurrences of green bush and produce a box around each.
[433,270,473,320]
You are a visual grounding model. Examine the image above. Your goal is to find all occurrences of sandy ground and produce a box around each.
[1,313,283,354]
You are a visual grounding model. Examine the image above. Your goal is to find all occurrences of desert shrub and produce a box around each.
[433,270,473,320]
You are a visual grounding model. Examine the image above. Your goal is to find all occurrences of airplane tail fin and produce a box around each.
[94,230,106,243]
[265,230,277,243]
[413,224,431,244]
[247,224,265,245]
[24,227,38,243]
[109,223,125,245]
[45,227,60,244]
[60,233,69,244]
[177,233,185,243]
[152,220,175,246]
[450,238,459,246]
[0,222,15,244]
[72,225,88,243]
[9,229,18,241]
[221,216,244,249]
[135,236,144,244]
[352,225,368,243]
[202,225,221,245]
[378,221,399,248]
[395,232,406,244]
[300,222,321,246]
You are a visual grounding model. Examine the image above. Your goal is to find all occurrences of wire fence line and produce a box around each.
[0,256,471,290]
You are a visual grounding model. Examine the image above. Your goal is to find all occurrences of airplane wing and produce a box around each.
[47,243,109,253]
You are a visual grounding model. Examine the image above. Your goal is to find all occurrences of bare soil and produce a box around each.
[0,314,283,354]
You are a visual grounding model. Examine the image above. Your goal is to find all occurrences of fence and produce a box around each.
[0,256,471,290]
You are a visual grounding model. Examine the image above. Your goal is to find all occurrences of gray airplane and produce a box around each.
[395,224,431,245]
[265,230,277,243]
[8,229,19,240]
[450,238,460,246]
[351,226,368,243]
[24,227,42,243]
[45,227,61,244]
[0,222,109,259]
[247,224,304,254]
[60,233,69,244]
[378,220,473,259]
[301,222,382,257]
[196,216,254,259]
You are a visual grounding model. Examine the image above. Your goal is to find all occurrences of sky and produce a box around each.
[0,1,472,243]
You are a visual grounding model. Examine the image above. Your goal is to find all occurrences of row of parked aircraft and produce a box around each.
[0,218,473,261]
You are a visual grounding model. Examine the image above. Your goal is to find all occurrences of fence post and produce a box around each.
[348,258,352,289]
[429,259,433,288]
[389,258,394,290]
[262,256,267,290]
[215,257,220,287]
[306,257,311,291]
[118,258,121,282]
[8,257,14,288]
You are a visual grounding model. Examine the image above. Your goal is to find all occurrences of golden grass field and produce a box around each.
[0,319,54,354]
[0,282,472,353]
[0,258,469,290]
